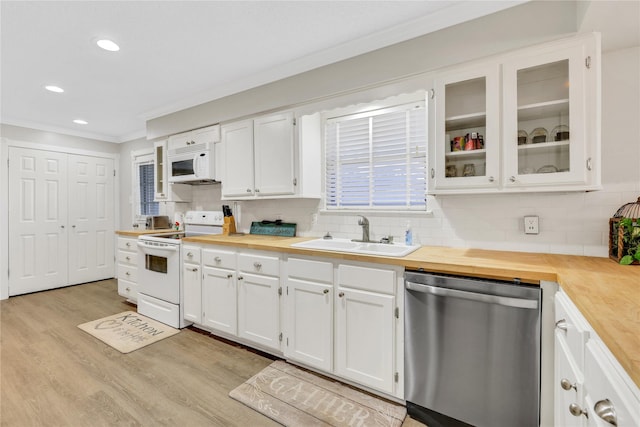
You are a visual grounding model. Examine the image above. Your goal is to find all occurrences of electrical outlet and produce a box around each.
[524,216,539,235]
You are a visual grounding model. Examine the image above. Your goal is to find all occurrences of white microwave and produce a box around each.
[168,150,216,183]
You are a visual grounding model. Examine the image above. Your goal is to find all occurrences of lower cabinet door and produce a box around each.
[284,278,333,372]
[182,262,201,324]
[555,332,586,427]
[237,272,280,351]
[335,286,395,394]
[202,266,237,335]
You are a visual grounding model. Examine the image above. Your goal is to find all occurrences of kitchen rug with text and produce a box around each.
[229,360,406,426]
[77,311,180,354]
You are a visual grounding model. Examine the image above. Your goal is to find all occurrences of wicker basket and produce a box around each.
[608,196,640,264]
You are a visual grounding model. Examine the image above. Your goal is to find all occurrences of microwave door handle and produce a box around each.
[193,154,200,178]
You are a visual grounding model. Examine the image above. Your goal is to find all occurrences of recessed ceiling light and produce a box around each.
[73,119,88,125]
[96,39,120,52]
[45,85,64,93]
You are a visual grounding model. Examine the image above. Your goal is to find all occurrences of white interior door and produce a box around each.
[8,147,69,295]
[67,155,115,284]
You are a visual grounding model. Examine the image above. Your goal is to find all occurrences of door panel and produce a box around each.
[8,147,68,295]
[67,155,115,284]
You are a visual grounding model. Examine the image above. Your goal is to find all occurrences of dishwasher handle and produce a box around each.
[405,281,539,309]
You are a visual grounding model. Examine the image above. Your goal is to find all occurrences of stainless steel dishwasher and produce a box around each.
[404,271,542,427]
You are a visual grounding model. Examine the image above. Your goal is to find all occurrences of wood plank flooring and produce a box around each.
[1,280,424,426]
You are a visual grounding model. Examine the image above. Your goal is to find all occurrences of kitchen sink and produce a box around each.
[291,238,420,257]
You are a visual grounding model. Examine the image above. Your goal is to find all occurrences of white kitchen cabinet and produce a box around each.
[153,139,191,202]
[201,248,237,335]
[168,125,220,152]
[335,263,399,395]
[237,251,282,351]
[117,236,138,303]
[428,33,600,194]
[220,119,254,198]
[502,34,600,190]
[430,63,500,191]
[284,257,334,372]
[182,245,201,324]
[221,111,321,200]
[554,290,640,427]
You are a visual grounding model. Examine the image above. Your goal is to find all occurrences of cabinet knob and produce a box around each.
[569,403,588,418]
[338,292,344,298]
[190,267,198,272]
[488,176,495,182]
[323,289,329,294]
[594,399,617,426]
[125,256,130,261]
[214,256,221,262]
[255,188,260,193]
[253,262,262,269]
[238,276,243,281]
[555,319,568,331]
[227,273,233,279]
[560,378,576,391]
[61,225,65,229]
[246,188,252,193]
[126,287,130,292]
[126,242,131,247]
[509,176,516,183]
[187,252,193,257]
[125,271,130,276]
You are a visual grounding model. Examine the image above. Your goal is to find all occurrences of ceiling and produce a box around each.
[1,1,523,143]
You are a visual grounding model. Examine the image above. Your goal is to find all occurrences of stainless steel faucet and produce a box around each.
[357,215,370,242]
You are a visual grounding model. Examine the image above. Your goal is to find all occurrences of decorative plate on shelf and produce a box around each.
[530,127,548,144]
[517,130,528,145]
[537,164,558,174]
[551,125,570,141]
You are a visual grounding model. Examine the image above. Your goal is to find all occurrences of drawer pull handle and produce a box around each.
[253,262,262,269]
[323,289,329,294]
[555,319,568,331]
[214,256,221,262]
[594,399,617,426]
[338,292,344,298]
[560,378,576,391]
[569,403,588,418]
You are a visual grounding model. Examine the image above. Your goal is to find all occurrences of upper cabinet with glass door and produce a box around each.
[430,63,500,193]
[502,33,601,190]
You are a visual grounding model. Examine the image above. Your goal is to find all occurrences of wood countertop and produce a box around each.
[175,234,640,388]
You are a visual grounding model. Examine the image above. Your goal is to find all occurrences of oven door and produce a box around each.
[137,241,180,304]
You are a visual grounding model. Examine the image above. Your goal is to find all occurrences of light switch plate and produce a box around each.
[524,216,539,235]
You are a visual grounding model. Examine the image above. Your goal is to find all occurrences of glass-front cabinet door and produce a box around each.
[502,36,599,189]
[430,64,500,192]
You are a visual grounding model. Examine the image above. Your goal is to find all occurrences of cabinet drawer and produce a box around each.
[183,246,201,264]
[238,252,279,276]
[287,257,333,284]
[117,250,137,266]
[117,264,138,283]
[117,237,137,251]
[202,248,236,269]
[555,291,590,371]
[118,279,138,300]
[338,264,395,294]
[585,340,640,427]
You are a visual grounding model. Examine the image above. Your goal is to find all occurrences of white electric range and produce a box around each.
[137,211,224,328]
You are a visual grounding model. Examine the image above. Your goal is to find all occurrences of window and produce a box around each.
[137,162,159,216]
[132,151,159,218]
[324,101,427,210]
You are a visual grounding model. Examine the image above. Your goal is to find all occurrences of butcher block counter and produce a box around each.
[179,233,640,388]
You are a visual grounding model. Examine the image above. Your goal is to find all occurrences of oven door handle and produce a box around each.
[405,281,538,309]
[137,242,179,252]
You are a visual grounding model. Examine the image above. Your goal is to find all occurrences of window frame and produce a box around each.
[322,94,428,212]
[131,150,159,222]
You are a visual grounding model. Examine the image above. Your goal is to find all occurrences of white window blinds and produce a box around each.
[138,162,159,216]
[325,102,427,210]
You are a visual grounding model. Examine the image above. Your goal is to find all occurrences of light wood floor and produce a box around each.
[1,280,424,426]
